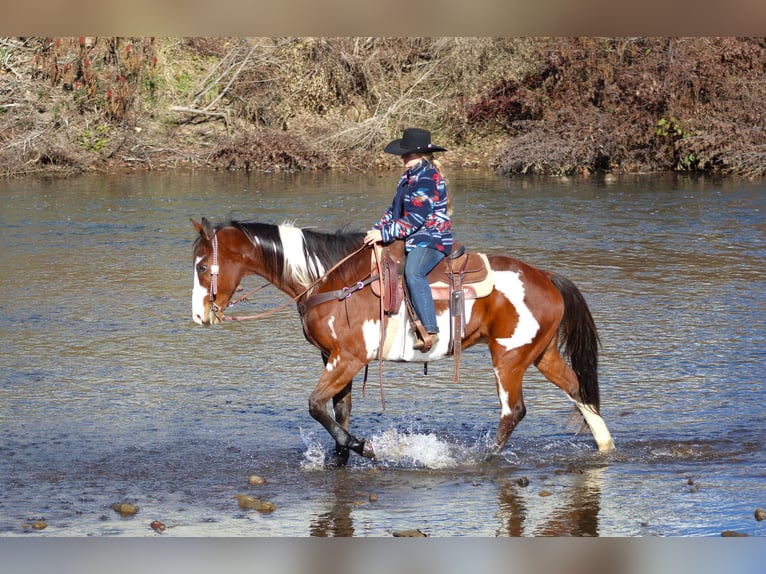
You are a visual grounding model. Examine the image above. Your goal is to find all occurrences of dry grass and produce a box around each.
[1,37,764,177]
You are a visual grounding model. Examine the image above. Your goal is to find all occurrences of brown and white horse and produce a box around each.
[192,218,614,464]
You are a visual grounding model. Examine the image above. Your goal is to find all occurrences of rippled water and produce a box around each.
[0,171,763,537]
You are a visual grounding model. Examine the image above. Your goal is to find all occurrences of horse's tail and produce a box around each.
[548,272,601,413]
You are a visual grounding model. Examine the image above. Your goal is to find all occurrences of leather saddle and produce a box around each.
[370,240,493,317]
[368,240,493,380]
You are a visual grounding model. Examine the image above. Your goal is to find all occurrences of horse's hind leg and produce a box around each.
[535,341,615,451]
[489,344,528,456]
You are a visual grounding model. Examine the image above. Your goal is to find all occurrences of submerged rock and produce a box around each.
[236,494,276,513]
[256,501,277,513]
[393,529,427,537]
[150,520,166,533]
[721,530,749,537]
[755,508,765,522]
[248,475,266,486]
[112,503,139,516]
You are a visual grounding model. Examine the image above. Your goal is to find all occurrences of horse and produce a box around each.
[191,217,615,465]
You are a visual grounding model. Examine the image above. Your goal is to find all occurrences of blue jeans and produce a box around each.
[405,246,445,334]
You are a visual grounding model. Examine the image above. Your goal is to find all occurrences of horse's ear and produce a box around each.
[191,218,210,240]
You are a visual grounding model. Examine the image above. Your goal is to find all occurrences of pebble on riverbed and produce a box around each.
[755,508,766,521]
[686,478,700,493]
[112,502,139,516]
[248,475,266,486]
[150,520,166,533]
[393,529,427,537]
[236,494,276,513]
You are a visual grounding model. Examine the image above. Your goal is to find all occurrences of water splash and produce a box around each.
[368,429,459,469]
[298,427,504,470]
[299,429,326,471]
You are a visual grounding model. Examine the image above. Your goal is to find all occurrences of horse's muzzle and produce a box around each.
[193,304,220,326]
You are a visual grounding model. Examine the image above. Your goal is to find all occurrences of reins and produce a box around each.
[207,231,388,409]
[212,238,369,322]
[228,282,270,307]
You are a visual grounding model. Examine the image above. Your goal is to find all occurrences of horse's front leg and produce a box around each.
[330,382,353,466]
[321,351,354,465]
[308,354,374,461]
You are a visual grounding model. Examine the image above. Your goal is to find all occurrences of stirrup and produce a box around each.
[413,333,438,353]
[411,320,430,350]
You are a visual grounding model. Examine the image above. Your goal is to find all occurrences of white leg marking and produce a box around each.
[568,397,615,451]
[325,354,341,372]
[192,256,207,324]
[495,367,512,417]
[492,270,540,351]
[327,315,337,341]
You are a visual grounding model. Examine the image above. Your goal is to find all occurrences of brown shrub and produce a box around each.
[209,130,328,172]
[3,37,763,177]
[489,38,766,176]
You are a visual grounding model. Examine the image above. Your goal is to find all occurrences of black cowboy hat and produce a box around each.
[383,128,447,155]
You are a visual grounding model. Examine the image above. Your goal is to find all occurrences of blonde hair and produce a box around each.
[421,153,452,216]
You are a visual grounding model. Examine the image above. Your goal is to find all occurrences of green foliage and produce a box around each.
[654,116,688,139]
[677,152,698,171]
[79,124,111,152]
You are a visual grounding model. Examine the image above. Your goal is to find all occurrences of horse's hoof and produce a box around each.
[597,439,616,452]
[483,452,500,464]
[361,439,375,459]
[329,449,350,467]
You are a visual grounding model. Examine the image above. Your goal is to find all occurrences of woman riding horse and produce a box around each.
[364,128,451,353]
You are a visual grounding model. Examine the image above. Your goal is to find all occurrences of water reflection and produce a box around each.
[496,466,604,537]
[309,472,357,537]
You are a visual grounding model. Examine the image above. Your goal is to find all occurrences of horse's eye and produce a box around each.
[197,263,207,274]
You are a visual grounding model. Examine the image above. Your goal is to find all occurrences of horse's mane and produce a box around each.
[222,219,364,288]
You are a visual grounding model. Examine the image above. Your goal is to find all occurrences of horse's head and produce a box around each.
[191,218,246,325]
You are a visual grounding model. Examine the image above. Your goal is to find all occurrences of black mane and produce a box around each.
[302,226,365,272]
[224,219,364,285]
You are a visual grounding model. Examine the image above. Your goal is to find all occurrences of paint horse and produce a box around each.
[192,218,614,464]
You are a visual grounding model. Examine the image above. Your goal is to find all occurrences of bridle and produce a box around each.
[201,229,385,406]
[204,229,370,323]
[209,231,220,306]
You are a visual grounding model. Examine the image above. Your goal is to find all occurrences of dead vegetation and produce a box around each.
[1,37,764,178]
[489,38,766,176]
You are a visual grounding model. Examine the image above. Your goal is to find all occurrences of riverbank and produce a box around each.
[1,37,764,179]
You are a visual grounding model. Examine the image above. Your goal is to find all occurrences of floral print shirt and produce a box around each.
[373,160,452,254]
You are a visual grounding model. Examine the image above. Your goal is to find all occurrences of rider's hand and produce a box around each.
[364,229,382,246]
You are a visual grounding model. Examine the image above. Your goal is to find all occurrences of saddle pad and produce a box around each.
[370,246,493,305]
[430,253,493,300]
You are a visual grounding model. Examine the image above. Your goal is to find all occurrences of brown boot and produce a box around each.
[411,320,430,350]
[413,333,438,353]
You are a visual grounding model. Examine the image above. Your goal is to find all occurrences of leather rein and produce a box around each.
[206,232,387,406]
[208,232,372,322]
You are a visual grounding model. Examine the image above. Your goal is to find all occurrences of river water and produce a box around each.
[0,170,763,538]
